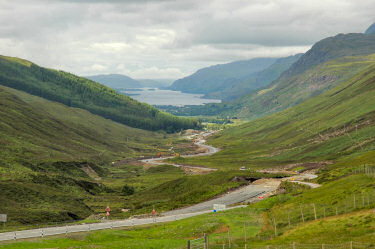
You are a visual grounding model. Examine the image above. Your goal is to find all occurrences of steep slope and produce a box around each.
[174,56,375,170]
[233,33,375,119]
[87,74,142,89]
[205,54,302,101]
[169,58,278,95]
[0,55,199,132]
[235,54,375,118]
[285,33,375,77]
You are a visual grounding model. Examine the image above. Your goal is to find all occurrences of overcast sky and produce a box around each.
[0,0,374,79]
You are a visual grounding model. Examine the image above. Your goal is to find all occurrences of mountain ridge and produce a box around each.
[169,57,278,96]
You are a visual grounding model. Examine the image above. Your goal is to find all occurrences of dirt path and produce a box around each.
[141,131,219,173]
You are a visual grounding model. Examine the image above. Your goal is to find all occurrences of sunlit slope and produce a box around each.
[180,57,375,169]
[0,55,199,132]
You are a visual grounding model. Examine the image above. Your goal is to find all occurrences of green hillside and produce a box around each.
[0,55,199,132]
[0,85,182,224]
[235,54,375,119]
[171,54,375,170]
[232,33,375,119]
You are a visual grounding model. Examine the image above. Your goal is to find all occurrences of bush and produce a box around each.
[121,185,135,196]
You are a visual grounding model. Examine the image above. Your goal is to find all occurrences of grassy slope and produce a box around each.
[0,55,198,132]
[0,85,181,225]
[235,53,375,119]
[173,55,375,170]
[233,34,375,119]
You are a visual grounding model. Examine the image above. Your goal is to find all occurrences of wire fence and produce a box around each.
[186,172,375,248]
[268,189,375,237]
[206,241,375,249]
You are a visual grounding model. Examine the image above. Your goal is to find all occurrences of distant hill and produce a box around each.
[365,22,375,34]
[169,58,278,95]
[0,55,199,132]
[232,33,375,119]
[137,78,174,88]
[87,74,142,89]
[204,54,302,101]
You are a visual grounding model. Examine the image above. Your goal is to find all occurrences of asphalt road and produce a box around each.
[0,206,246,242]
[163,183,273,216]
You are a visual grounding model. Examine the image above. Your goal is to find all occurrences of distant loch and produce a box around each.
[121,88,221,106]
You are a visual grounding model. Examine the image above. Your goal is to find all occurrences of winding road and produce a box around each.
[0,131,319,242]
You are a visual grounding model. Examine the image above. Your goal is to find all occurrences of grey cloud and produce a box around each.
[0,0,374,78]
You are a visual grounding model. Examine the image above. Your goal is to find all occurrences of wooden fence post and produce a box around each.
[288,211,291,227]
[300,204,305,223]
[228,228,231,248]
[362,193,365,207]
[367,193,370,206]
[187,240,191,249]
[204,233,208,249]
[350,241,353,249]
[272,217,277,236]
[354,194,356,209]
[244,223,247,243]
[313,203,317,220]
